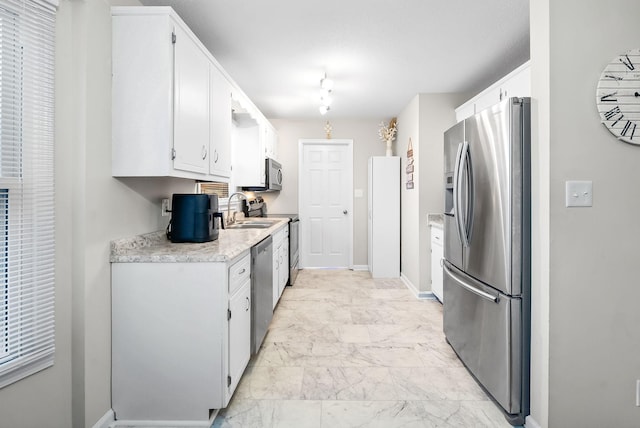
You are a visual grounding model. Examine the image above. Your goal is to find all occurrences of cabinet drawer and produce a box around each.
[229,252,251,295]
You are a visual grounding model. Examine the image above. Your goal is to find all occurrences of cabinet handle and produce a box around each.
[202,145,208,160]
[245,296,250,311]
[214,149,219,163]
[238,268,246,275]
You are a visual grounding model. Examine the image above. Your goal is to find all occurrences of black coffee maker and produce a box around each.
[166,194,224,243]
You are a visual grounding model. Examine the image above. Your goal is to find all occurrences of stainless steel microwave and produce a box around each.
[242,158,282,191]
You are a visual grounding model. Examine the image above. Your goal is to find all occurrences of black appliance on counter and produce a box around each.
[243,197,299,286]
[166,194,223,243]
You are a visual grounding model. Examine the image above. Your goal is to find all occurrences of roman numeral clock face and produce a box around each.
[596,48,640,145]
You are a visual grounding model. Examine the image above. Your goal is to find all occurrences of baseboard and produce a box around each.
[400,273,437,300]
[109,409,220,428]
[525,415,542,428]
[101,409,219,428]
[92,409,115,428]
[112,422,211,428]
[351,265,368,271]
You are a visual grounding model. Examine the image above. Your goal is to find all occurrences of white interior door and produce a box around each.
[299,139,353,269]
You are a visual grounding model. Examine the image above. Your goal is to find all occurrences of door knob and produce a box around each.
[343,210,348,215]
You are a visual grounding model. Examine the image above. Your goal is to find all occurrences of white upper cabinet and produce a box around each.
[112,6,267,183]
[455,61,531,122]
[210,64,232,178]
[231,93,270,188]
[112,8,210,179]
[173,23,210,175]
[264,122,278,161]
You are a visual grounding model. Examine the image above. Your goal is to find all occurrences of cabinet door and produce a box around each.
[231,93,266,187]
[264,124,278,161]
[228,279,251,397]
[173,25,210,174]
[272,240,281,309]
[431,228,444,303]
[500,65,531,100]
[279,235,289,293]
[455,102,476,122]
[210,64,232,178]
[474,85,502,115]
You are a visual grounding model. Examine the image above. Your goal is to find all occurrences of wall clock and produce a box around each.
[596,48,640,145]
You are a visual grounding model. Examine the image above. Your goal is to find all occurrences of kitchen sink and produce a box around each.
[226,223,272,229]
[226,220,278,229]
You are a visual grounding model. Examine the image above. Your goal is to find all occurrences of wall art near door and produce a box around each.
[378,117,397,156]
[324,121,332,139]
[406,138,415,190]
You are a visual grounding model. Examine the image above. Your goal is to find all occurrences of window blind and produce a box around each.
[0,0,56,389]
[198,181,229,198]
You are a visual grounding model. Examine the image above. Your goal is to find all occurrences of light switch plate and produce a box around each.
[565,181,592,207]
[354,188,364,198]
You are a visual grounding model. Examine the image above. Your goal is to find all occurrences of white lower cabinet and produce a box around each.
[111,252,251,423]
[430,225,444,303]
[227,278,251,395]
[280,226,289,297]
[271,224,289,309]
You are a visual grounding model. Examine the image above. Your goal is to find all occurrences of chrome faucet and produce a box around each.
[226,192,247,226]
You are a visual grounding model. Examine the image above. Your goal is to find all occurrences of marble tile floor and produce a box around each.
[212,269,512,428]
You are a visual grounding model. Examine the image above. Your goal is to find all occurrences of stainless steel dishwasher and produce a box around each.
[250,236,273,354]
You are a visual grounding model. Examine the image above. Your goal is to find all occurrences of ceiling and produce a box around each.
[140,0,530,120]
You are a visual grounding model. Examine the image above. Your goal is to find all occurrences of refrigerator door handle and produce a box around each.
[452,142,465,246]
[456,141,471,247]
[444,261,499,303]
[462,141,474,245]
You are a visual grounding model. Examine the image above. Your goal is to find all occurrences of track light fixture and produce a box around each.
[320,74,334,91]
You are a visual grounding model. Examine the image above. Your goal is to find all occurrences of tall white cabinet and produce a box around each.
[368,156,400,278]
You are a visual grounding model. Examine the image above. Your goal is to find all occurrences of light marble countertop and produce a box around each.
[110,218,289,263]
[427,213,444,228]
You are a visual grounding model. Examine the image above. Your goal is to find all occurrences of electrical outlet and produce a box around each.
[161,198,170,217]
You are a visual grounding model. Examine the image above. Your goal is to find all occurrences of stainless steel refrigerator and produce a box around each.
[443,97,530,426]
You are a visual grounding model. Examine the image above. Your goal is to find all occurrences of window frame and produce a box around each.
[0,0,57,389]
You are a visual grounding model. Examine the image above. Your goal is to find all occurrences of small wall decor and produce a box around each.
[406,138,414,190]
[378,117,397,156]
[324,121,332,139]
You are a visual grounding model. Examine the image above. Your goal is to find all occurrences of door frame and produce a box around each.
[298,139,354,269]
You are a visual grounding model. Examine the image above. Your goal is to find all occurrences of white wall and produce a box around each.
[530,1,640,426]
[0,0,197,426]
[397,93,466,293]
[267,119,385,266]
[70,1,197,424]
[528,0,550,426]
[397,96,420,288]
